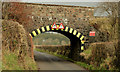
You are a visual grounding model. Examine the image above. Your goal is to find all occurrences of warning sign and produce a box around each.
[51,23,57,29]
[59,23,64,29]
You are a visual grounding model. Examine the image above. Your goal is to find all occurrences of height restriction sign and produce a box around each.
[51,23,57,29]
[58,23,64,29]
[51,23,64,29]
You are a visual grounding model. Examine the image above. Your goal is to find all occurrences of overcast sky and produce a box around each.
[2,0,119,7]
[2,0,119,2]
[21,0,119,2]
[21,0,119,7]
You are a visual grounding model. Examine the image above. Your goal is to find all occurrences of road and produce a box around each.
[34,50,87,71]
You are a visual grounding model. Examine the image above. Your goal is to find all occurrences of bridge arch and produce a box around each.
[29,24,85,51]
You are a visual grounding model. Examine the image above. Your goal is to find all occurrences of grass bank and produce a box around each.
[2,49,37,70]
[2,20,38,70]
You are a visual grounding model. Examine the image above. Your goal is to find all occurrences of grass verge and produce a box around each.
[2,49,37,70]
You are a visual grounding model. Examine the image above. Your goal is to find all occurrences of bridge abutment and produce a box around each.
[69,38,81,61]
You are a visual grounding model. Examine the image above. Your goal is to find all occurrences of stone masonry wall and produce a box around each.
[3,2,98,41]
[23,3,95,37]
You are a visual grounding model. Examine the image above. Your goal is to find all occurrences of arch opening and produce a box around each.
[29,24,85,60]
[29,24,85,51]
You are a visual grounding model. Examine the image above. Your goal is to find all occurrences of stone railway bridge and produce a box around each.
[24,3,96,61]
[3,2,98,60]
[23,3,96,61]
[25,3,95,34]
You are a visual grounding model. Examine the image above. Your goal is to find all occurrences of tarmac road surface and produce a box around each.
[34,50,88,71]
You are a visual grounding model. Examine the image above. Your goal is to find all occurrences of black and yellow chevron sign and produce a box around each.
[29,25,85,51]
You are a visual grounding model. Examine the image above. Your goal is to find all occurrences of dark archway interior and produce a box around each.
[31,25,83,61]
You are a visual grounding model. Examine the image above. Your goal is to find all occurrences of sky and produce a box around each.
[20,0,119,7]
[20,0,119,2]
[2,0,120,2]
[2,0,119,7]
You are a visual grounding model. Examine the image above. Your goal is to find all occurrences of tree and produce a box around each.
[2,2,34,59]
[97,2,120,70]
[2,2,33,31]
[97,2,118,26]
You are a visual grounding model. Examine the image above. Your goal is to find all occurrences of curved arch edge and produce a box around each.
[29,25,85,51]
